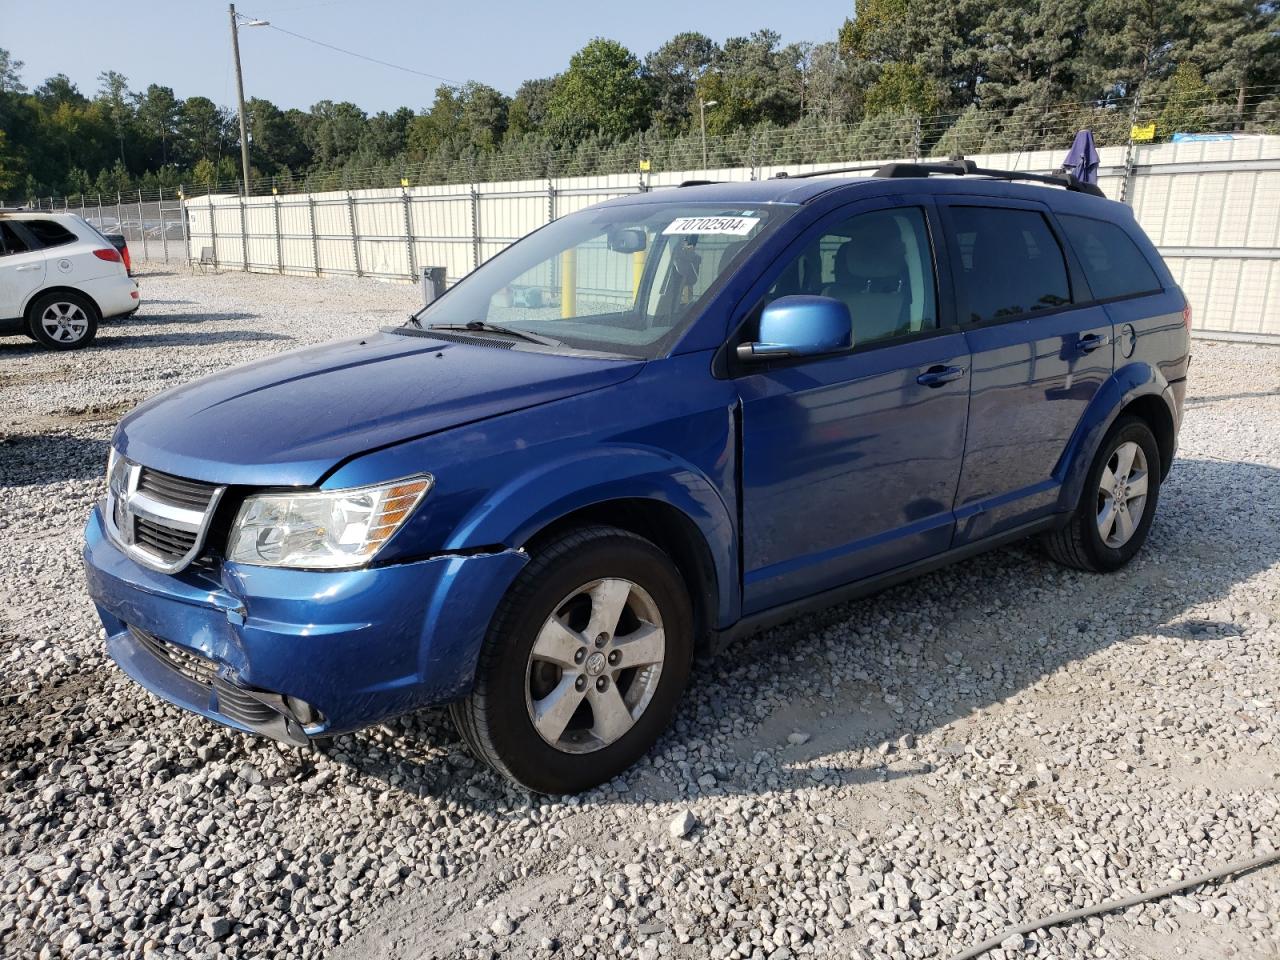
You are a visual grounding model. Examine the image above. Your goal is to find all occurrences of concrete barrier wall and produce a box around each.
[185,136,1280,340]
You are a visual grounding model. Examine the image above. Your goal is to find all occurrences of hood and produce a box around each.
[116,330,642,486]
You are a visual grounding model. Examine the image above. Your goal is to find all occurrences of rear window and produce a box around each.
[23,219,77,249]
[0,222,30,255]
[948,206,1071,323]
[1059,214,1162,301]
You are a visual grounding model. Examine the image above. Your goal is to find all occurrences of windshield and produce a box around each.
[412,201,792,359]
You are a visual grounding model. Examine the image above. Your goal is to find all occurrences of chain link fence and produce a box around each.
[49,190,190,265]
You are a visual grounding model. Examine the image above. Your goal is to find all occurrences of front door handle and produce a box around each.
[1078,333,1106,353]
[916,365,965,388]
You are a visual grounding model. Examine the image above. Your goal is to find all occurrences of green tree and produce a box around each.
[306,100,367,166]
[0,49,24,94]
[247,97,312,171]
[700,31,801,132]
[1083,0,1194,98]
[134,84,181,166]
[96,69,132,165]
[1183,0,1280,122]
[0,129,15,190]
[645,32,717,132]
[177,96,231,166]
[459,82,510,150]
[546,39,651,141]
[974,0,1088,111]
[35,74,86,108]
[506,77,557,139]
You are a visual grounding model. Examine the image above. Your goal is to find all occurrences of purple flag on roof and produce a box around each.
[1060,130,1100,184]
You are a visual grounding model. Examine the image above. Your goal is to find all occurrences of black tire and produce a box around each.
[26,291,99,350]
[450,525,693,794]
[1043,416,1162,572]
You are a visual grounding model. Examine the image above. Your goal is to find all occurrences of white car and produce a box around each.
[0,211,141,350]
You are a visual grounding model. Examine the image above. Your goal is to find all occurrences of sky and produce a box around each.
[1,0,852,113]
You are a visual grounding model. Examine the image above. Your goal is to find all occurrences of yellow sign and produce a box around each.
[1131,122,1156,142]
[271,186,278,195]
[639,159,651,172]
[401,177,411,187]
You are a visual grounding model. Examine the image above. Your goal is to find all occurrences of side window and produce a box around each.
[762,206,938,348]
[948,207,1071,323]
[0,223,30,256]
[22,219,77,249]
[1058,214,1162,301]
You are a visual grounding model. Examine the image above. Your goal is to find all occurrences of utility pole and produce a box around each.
[699,99,718,169]
[229,4,269,195]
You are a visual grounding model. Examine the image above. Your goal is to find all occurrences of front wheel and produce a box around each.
[1043,416,1162,572]
[450,525,693,794]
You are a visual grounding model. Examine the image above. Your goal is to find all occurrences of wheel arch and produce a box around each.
[1058,361,1177,510]
[24,285,103,323]
[523,498,722,650]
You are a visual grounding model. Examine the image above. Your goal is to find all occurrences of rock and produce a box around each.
[787,732,811,746]
[490,913,516,937]
[670,810,697,838]
[201,916,231,940]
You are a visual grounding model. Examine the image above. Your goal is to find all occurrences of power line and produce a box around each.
[257,19,459,87]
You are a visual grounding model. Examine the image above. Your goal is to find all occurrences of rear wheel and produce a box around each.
[1043,416,1161,572]
[450,525,693,794]
[27,291,99,350]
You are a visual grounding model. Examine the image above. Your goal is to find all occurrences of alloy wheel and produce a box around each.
[40,301,90,344]
[1096,440,1149,548]
[525,577,666,754]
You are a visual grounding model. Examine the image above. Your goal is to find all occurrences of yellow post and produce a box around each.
[632,248,646,301]
[561,248,576,318]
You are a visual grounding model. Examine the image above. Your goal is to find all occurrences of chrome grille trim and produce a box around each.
[105,456,225,573]
[138,467,217,508]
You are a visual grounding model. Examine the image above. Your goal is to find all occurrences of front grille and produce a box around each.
[129,625,217,687]
[133,517,199,562]
[138,467,218,509]
[107,459,223,572]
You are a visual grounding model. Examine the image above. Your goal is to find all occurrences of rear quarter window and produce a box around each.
[22,219,78,249]
[947,206,1071,323]
[1058,214,1162,301]
[0,222,31,256]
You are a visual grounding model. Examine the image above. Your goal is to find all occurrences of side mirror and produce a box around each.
[736,295,852,362]
[607,228,647,254]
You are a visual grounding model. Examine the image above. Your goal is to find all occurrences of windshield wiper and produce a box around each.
[426,320,563,348]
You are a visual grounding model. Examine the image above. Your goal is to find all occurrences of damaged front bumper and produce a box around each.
[83,504,528,744]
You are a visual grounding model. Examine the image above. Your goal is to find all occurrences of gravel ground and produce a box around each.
[2,265,1279,960]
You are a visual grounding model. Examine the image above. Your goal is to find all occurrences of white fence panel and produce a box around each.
[183,135,1280,339]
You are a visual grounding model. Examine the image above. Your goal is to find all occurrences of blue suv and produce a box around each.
[83,161,1190,793]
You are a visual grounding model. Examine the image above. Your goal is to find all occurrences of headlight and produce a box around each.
[226,475,433,569]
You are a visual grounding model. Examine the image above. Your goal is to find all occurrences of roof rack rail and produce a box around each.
[765,157,1104,197]
[873,158,1105,197]
[771,164,884,180]
[678,179,719,187]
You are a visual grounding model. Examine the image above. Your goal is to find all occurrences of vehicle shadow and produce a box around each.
[0,434,111,485]
[0,326,288,355]
[321,455,1278,808]
[94,329,292,349]
[117,310,262,327]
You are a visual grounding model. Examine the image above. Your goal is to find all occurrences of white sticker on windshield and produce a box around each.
[663,216,760,237]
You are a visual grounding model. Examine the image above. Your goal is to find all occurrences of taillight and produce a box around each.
[121,246,132,274]
[93,248,122,263]
[1183,302,1192,333]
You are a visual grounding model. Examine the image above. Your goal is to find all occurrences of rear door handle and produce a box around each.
[16,265,41,272]
[916,365,966,388]
[1078,333,1106,353]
